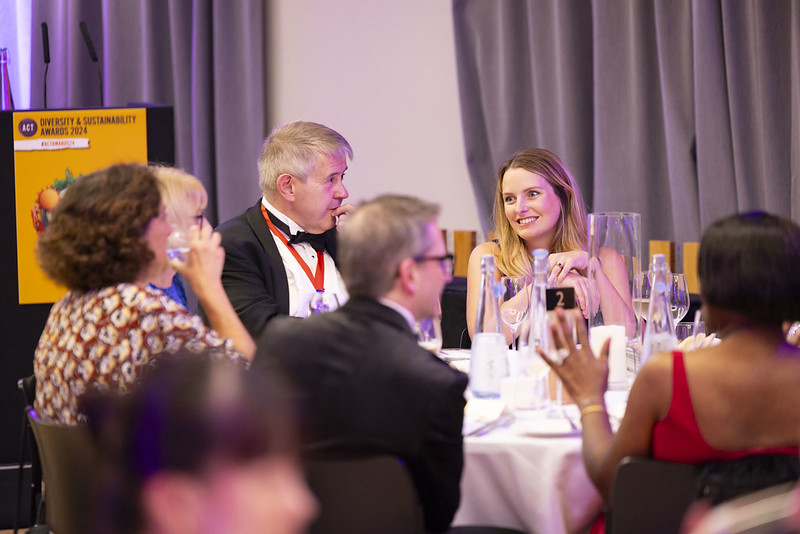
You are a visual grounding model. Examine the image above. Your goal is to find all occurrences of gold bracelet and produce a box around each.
[577,397,604,410]
[579,404,606,419]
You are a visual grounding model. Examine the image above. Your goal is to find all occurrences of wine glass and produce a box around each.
[416,316,443,354]
[499,277,529,351]
[670,273,689,323]
[308,290,340,315]
[634,271,652,322]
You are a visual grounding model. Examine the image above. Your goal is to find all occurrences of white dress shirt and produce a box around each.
[261,198,348,317]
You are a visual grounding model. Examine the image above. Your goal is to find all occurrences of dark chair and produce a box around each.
[607,455,800,534]
[442,276,470,349]
[305,455,425,534]
[14,376,42,534]
[26,406,97,534]
[447,527,528,533]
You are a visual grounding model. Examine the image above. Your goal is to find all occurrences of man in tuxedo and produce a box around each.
[252,195,468,533]
[213,121,353,338]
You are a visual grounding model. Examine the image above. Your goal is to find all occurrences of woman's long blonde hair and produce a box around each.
[492,149,588,280]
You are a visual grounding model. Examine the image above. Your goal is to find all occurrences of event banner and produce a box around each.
[13,108,148,304]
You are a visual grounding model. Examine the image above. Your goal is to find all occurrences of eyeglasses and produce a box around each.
[413,253,454,275]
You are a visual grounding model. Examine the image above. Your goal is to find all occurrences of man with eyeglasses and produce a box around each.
[252,194,467,533]
[207,121,353,338]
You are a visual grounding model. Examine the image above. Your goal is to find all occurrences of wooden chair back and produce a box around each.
[453,230,477,277]
[648,240,675,272]
[683,242,700,294]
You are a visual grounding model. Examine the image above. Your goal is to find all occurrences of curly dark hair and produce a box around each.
[36,164,162,291]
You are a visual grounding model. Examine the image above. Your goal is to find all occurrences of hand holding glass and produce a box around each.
[167,226,192,261]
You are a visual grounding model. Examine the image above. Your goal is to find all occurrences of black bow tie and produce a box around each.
[266,210,327,252]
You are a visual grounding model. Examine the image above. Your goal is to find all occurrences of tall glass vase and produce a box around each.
[587,212,642,389]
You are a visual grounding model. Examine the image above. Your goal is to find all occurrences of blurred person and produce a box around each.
[149,165,208,307]
[89,353,317,534]
[543,211,800,533]
[252,194,468,533]
[211,121,353,337]
[466,148,633,343]
[34,163,255,425]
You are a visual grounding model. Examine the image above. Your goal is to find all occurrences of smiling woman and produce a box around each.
[466,148,633,343]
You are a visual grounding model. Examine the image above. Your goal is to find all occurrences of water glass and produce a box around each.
[166,226,191,261]
[308,290,340,315]
[416,316,443,353]
[634,271,652,322]
[499,276,529,351]
[676,321,705,351]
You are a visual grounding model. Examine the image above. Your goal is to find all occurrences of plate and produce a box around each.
[516,417,581,437]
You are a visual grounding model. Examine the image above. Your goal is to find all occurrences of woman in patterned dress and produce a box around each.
[33,163,255,424]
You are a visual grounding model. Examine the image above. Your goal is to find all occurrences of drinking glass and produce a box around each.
[587,212,642,388]
[166,226,192,261]
[670,273,690,323]
[416,316,443,354]
[499,277,529,351]
[634,271,652,323]
[675,321,705,343]
[308,290,340,315]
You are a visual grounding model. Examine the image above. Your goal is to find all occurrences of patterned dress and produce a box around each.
[34,283,247,424]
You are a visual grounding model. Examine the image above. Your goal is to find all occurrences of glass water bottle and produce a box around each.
[640,253,677,365]
[470,254,509,398]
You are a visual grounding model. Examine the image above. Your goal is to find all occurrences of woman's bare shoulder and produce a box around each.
[470,240,500,258]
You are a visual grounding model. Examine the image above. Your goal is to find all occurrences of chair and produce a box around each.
[453,230,477,277]
[305,455,425,534]
[447,527,527,533]
[14,376,42,534]
[682,241,700,294]
[607,455,800,534]
[26,406,97,534]
[606,457,696,534]
[648,240,675,272]
[441,276,470,349]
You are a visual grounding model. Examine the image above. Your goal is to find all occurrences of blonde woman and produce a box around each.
[149,166,208,307]
[466,148,633,342]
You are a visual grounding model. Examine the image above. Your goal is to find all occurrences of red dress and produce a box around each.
[652,351,799,462]
[591,351,798,534]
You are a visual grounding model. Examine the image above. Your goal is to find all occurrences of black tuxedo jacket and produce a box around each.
[211,201,338,338]
[252,296,468,533]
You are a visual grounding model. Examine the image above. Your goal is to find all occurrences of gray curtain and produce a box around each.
[29,0,266,226]
[453,0,800,244]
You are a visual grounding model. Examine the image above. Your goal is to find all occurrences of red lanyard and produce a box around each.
[260,204,325,291]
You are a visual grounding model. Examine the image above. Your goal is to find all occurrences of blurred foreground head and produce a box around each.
[699,211,800,328]
[91,354,317,534]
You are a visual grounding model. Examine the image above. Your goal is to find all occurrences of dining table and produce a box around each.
[443,349,628,534]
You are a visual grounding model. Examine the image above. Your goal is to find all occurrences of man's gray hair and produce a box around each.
[258,121,353,196]
[340,195,441,299]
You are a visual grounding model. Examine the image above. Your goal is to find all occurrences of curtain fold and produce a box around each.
[453,0,800,243]
[28,0,265,226]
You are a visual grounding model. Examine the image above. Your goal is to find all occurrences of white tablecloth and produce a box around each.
[453,421,602,534]
[442,349,626,534]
